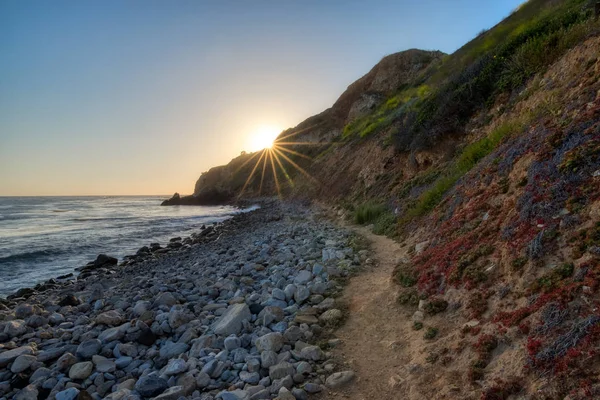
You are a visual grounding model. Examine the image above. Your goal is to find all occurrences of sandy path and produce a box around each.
[322,224,415,400]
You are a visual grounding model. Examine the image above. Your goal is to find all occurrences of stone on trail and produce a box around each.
[55,388,80,400]
[98,325,126,343]
[29,367,52,382]
[92,355,116,373]
[269,362,295,380]
[294,270,313,285]
[95,310,124,326]
[159,341,189,359]
[217,389,250,400]
[76,339,102,359]
[14,385,39,400]
[153,385,187,400]
[68,361,93,380]
[10,354,36,373]
[325,370,355,388]
[255,332,284,352]
[164,358,187,375]
[276,387,296,400]
[212,303,251,336]
[4,319,27,338]
[14,303,37,319]
[0,345,35,367]
[319,308,344,326]
[56,352,77,370]
[135,374,169,398]
[153,292,178,307]
[298,345,324,361]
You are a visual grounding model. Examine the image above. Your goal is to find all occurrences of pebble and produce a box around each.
[68,361,93,380]
[10,354,36,373]
[325,370,355,388]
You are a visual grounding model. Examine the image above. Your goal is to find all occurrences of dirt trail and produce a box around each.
[322,224,416,400]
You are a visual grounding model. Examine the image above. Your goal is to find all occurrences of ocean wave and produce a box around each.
[0,248,65,264]
[71,216,135,222]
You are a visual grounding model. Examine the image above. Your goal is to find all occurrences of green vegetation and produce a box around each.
[456,121,523,173]
[372,212,397,236]
[406,173,462,217]
[413,321,424,331]
[512,256,528,271]
[353,202,387,225]
[424,298,449,315]
[424,327,439,340]
[397,288,420,306]
[396,0,597,152]
[342,85,431,139]
[403,118,526,219]
[530,262,574,292]
[559,139,600,172]
[353,201,398,237]
[393,263,418,287]
[396,168,441,200]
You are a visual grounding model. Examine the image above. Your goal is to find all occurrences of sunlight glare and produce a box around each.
[248,125,281,151]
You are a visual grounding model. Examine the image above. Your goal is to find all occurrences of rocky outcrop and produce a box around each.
[160,189,233,206]
[165,49,445,204]
[330,49,444,125]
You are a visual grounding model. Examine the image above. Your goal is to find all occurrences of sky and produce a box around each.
[0,0,524,196]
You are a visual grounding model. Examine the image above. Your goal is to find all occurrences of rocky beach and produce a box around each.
[0,201,364,400]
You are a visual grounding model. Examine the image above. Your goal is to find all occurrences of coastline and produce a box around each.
[0,200,260,302]
[0,199,365,400]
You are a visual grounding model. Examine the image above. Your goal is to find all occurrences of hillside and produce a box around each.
[169,0,600,397]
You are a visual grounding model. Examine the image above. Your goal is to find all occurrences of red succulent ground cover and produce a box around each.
[406,96,600,394]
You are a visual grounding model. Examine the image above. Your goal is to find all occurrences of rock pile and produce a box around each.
[0,202,362,399]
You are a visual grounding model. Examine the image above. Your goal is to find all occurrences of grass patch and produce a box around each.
[372,212,397,236]
[342,85,431,139]
[403,119,525,219]
[353,202,387,225]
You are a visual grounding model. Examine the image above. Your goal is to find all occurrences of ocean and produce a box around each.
[0,196,252,297]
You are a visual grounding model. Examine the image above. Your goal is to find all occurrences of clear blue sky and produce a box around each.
[0,0,524,195]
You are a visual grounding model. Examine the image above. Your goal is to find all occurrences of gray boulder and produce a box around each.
[212,304,251,336]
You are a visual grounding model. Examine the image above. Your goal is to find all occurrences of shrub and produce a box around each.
[372,212,397,237]
[475,334,499,357]
[481,378,523,400]
[530,263,574,293]
[424,298,449,315]
[467,291,488,318]
[397,289,420,306]
[424,327,439,340]
[393,263,418,287]
[413,321,424,330]
[353,202,387,225]
[512,256,528,271]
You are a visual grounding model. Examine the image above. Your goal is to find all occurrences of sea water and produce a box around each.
[0,196,250,297]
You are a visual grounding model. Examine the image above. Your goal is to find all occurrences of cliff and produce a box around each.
[162,49,444,206]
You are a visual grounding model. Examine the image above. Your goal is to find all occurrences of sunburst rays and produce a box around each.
[236,130,332,200]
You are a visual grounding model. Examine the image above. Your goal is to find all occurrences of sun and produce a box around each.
[248,125,281,152]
